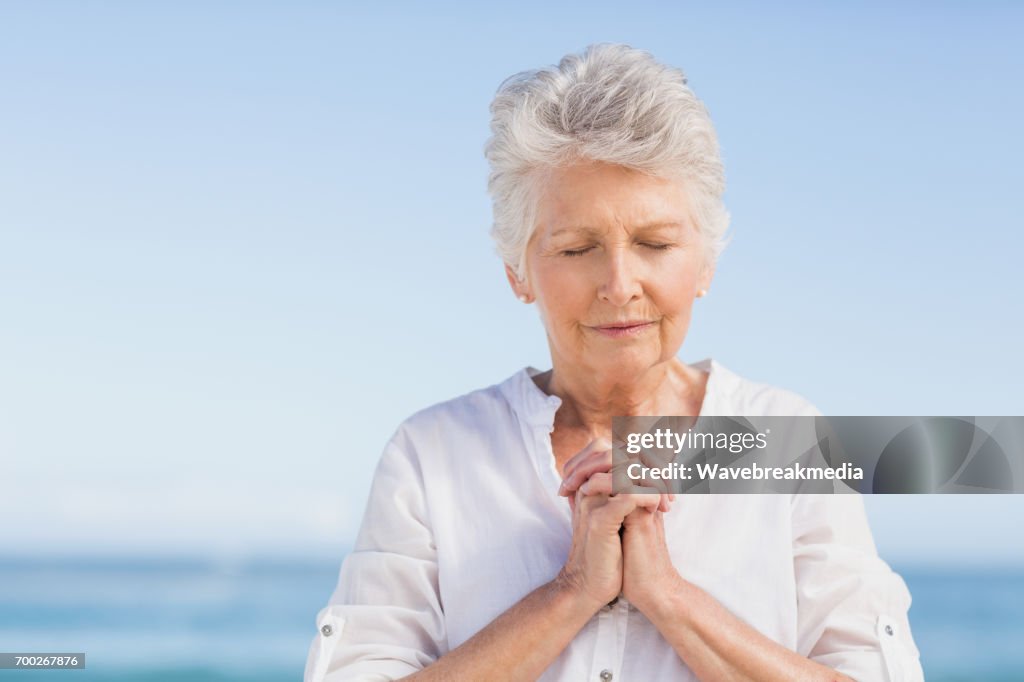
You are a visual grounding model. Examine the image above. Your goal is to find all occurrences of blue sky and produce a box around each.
[1,2,1022,564]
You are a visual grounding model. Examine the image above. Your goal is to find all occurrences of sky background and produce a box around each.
[1,2,1022,567]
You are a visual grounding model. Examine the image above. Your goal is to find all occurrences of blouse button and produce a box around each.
[884,624,894,636]
[321,624,334,637]
[599,670,613,681]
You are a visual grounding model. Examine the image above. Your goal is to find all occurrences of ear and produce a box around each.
[697,258,716,295]
[504,263,531,301]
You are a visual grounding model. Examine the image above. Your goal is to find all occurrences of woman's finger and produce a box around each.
[578,472,613,497]
[561,437,612,477]
[569,473,671,509]
[606,489,663,518]
[559,448,614,496]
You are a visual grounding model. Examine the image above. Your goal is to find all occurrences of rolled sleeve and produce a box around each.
[791,494,924,682]
[304,429,446,681]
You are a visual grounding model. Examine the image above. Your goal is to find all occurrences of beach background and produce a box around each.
[0,555,1022,682]
[2,2,1022,680]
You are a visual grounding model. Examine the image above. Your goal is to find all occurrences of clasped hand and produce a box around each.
[555,438,682,615]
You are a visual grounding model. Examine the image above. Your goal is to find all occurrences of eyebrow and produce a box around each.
[549,221,686,238]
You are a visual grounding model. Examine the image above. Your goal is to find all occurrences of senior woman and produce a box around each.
[305,44,924,681]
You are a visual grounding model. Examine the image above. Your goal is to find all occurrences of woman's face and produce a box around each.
[508,160,713,380]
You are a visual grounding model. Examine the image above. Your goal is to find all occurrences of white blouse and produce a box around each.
[305,359,925,681]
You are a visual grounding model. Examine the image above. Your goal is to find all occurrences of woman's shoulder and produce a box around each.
[388,368,528,447]
[702,358,823,417]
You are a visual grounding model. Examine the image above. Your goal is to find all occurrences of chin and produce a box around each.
[591,350,660,376]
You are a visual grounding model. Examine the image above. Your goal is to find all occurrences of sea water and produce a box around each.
[0,555,1021,681]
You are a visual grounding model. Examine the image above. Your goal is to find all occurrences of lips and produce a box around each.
[590,320,657,338]
[594,320,654,330]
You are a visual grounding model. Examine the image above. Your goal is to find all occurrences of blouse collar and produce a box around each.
[499,358,726,432]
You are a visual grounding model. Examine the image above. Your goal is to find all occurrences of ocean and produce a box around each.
[0,556,1020,681]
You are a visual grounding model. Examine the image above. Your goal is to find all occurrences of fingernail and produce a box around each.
[558,481,566,494]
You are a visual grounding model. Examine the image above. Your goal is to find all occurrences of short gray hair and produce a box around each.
[485,43,730,283]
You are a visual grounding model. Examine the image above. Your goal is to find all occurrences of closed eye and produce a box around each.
[561,243,672,257]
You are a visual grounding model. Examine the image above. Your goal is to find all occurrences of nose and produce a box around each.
[597,246,643,307]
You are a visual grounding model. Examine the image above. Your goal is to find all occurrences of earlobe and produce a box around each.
[504,263,532,303]
[697,261,716,298]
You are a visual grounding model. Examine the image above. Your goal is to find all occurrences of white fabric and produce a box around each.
[305,358,924,681]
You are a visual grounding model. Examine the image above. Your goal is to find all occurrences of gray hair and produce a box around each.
[485,43,730,283]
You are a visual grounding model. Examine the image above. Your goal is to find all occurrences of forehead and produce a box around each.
[534,161,692,236]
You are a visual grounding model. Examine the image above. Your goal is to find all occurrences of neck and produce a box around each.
[536,357,707,436]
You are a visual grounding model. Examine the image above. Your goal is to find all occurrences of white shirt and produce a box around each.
[305,359,925,681]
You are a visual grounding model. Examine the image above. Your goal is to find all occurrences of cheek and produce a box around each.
[536,265,590,314]
[650,281,700,347]
[661,303,694,334]
[654,262,700,313]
